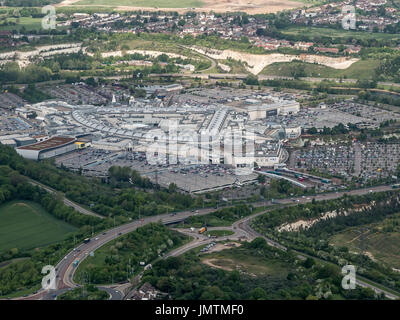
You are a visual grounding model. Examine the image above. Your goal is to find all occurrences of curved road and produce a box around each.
[170,195,400,300]
[17,184,396,300]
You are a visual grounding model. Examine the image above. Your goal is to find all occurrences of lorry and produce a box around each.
[199,227,207,234]
[73,259,79,267]
[83,238,90,244]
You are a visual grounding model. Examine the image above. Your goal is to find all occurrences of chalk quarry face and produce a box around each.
[191,46,359,75]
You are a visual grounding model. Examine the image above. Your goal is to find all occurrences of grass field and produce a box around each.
[0,17,43,32]
[57,286,109,300]
[201,247,289,276]
[261,59,378,79]
[75,0,204,7]
[330,214,400,268]
[0,200,76,252]
[282,26,400,41]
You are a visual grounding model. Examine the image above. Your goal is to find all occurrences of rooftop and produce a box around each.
[18,137,75,151]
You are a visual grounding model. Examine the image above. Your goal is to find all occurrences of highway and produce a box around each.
[16,183,396,300]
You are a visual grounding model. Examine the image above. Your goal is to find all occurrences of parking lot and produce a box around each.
[294,142,400,183]
[145,163,258,193]
[55,147,258,193]
[330,102,400,124]
[294,145,355,179]
[0,115,35,134]
[0,92,26,109]
[40,83,109,105]
[359,142,400,182]
[271,101,400,130]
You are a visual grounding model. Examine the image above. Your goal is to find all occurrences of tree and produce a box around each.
[257,174,266,184]
[250,287,267,300]
[168,183,178,193]
[303,257,315,269]
[249,237,267,249]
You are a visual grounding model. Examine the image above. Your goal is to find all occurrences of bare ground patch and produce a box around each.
[202,258,235,271]
[57,0,305,14]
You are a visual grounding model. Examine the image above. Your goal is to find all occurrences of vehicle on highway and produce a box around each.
[83,238,90,244]
[73,259,79,267]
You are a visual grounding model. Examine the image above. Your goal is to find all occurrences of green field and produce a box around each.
[0,201,76,252]
[261,59,378,80]
[57,286,109,300]
[75,0,204,7]
[0,17,43,32]
[282,26,400,41]
[201,246,289,277]
[330,214,400,268]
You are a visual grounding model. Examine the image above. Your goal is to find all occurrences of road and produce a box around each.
[16,183,396,300]
[177,44,217,73]
[29,180,104,219]
[170,193,400,300]
[144,72,400,88]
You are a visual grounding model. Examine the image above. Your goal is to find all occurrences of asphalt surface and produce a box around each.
[16,183,396,300]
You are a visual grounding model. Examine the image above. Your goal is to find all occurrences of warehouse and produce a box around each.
[16,136,77,160]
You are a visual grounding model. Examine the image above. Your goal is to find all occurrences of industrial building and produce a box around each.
[14,136,36,146]
[285,126,302,139]
[247,100,300,120]
[16,136,77,160]
[225,141,284,169]
[0,139,17,148]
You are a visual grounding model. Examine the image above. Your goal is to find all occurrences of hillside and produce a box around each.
[57,0,306,14]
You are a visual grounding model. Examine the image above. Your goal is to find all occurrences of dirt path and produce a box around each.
[202,258,234,271]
